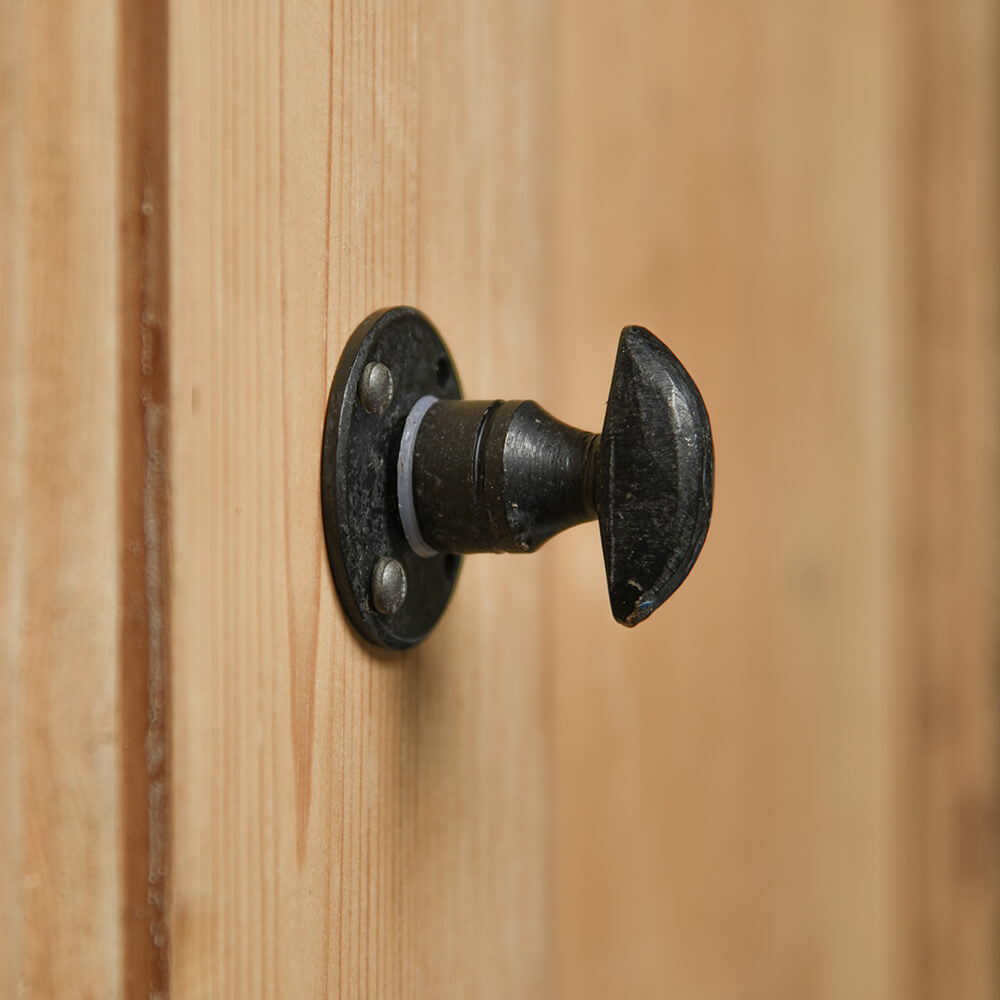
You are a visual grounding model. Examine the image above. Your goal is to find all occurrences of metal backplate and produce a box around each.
[321,306,462,649]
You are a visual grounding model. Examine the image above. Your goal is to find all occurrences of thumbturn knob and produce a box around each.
[321,306,714,650]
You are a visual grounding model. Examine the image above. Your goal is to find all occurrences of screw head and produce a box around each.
[358,361,394,414]
[371,556,407,615]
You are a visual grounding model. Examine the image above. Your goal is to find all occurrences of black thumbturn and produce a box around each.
[321,306,713,649]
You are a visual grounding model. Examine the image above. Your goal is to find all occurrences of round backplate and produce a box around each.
[321,306,463,649]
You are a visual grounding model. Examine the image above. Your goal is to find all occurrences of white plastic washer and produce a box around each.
[397,394,439,558]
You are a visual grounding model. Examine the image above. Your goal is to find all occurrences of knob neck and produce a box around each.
[410,399,598,554]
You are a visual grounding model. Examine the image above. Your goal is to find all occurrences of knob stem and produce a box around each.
[410,399,599,554]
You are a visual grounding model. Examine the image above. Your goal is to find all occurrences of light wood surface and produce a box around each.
[549,2,999,999]
[167,1,551,996]
[1,3,125,996]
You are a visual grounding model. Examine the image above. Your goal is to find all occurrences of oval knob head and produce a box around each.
[597,326,714,626]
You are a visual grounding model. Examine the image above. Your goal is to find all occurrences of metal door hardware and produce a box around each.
[321,306,714,649]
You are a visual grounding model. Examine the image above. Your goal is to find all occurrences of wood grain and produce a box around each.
[4,2,995,997]
[1,2,126,996]
[167,1,551,995]
[896,3,1000,995]
[549,2,999,999]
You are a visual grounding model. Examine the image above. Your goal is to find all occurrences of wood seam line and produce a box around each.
[117,0,171,995]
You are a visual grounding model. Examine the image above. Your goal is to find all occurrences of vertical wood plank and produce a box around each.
[895,2,1000,996]
[1,2,125,996]
[550,3,895,994]
[549,1,998,998]
[167,1,551,995]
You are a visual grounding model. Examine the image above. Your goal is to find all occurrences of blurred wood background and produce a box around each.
[2,0,997,998]
[549,1,998,998]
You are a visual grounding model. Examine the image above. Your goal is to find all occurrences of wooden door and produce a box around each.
[3,1,997,998]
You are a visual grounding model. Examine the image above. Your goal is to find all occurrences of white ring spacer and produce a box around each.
[397,395,439,558]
